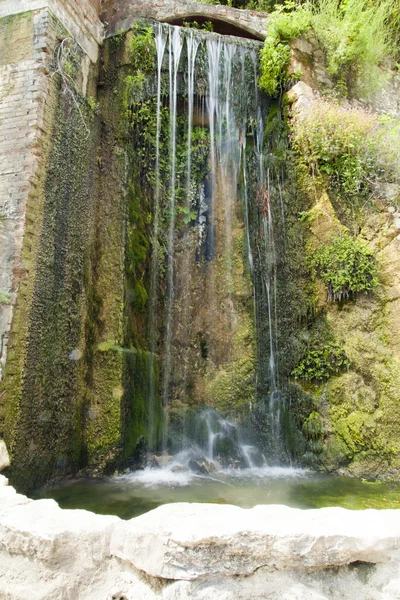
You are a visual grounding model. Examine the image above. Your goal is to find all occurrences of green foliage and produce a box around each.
[126,23,156,96]
[302,411,323,441]
[182,20,214,32]
[313,235,378,302]
[129,24,156,73]
[124,73,146,100]
[0,290,10,304]
[178,206,197,225]
[292,342,350,382]
[312,0,396,95]
[259,0,398,98]
[291,99,400,207]
[259,1,312,96]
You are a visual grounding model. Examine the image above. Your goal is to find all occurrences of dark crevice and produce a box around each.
[164,16,263,40]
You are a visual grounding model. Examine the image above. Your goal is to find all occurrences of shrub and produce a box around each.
[290,99,400,205]
[312,0,396,95]
[292,342,350,382]
[312,235,378,302]
[129,23,156,73]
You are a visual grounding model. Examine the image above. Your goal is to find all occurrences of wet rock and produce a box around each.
[188,459,209,475]
[171,465,188,474]
[149,458,161,470]
[149,454,175,469]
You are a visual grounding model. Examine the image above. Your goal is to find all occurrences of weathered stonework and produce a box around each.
[101,0,269,39]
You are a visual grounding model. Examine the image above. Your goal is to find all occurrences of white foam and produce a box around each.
[117,467,195,488]
[220,466,310,480]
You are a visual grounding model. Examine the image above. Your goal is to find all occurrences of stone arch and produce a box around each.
[102,1,269,41]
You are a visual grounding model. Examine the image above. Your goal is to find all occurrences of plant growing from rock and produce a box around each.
[0,291,10,305]
[292,342,349,382]
[259,1,312,96]
[291,99,400,206]
[312,235,378,302]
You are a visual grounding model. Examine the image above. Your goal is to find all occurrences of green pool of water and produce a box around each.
[31,466,400,519]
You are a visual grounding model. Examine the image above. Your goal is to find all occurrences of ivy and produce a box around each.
[292,342,350,382]
[312,235,378,303]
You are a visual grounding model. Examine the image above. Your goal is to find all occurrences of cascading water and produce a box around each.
[148,25,167,449]
[143,24,287,473]
[162,27,183,452]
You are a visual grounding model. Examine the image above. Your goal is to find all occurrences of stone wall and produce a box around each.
[0,1,108,491]
[1,478,400,599]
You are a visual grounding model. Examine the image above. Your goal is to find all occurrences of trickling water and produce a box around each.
[162,27,183,451]
[148,25,167,448]
[181,31,200,398]
[206,39,222,263]
[240,48,253,274]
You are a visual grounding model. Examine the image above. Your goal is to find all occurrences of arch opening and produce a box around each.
[164,15,264,40]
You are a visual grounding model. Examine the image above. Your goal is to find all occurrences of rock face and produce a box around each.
[283,36,400,481]
[2,483,400,599]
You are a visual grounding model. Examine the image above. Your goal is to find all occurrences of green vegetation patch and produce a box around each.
[259,0,398,98]
[312,235,378,302]
[292,342,350,382]
[291,99,400,209]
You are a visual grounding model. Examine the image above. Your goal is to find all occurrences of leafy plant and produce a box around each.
[312,0,396,95]
[183,20,214,32]
[0,290,10,305]
[178,206,197,225]
[292,342,350,382]
[312,235,378,302]
[129,23,156,73]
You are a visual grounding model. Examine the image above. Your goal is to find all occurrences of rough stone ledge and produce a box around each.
[2,482,400,599]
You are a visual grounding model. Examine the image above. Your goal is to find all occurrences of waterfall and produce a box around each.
[148,24,167,448]
[181,31,200,398]
[206,39,221,264]
[162,27,183,452]
[139,25,286,467]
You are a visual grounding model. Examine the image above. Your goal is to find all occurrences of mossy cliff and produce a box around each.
[279,36,400,480]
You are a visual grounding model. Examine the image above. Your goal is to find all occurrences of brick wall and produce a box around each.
[0,2,103,378]
[0,0,103,61]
